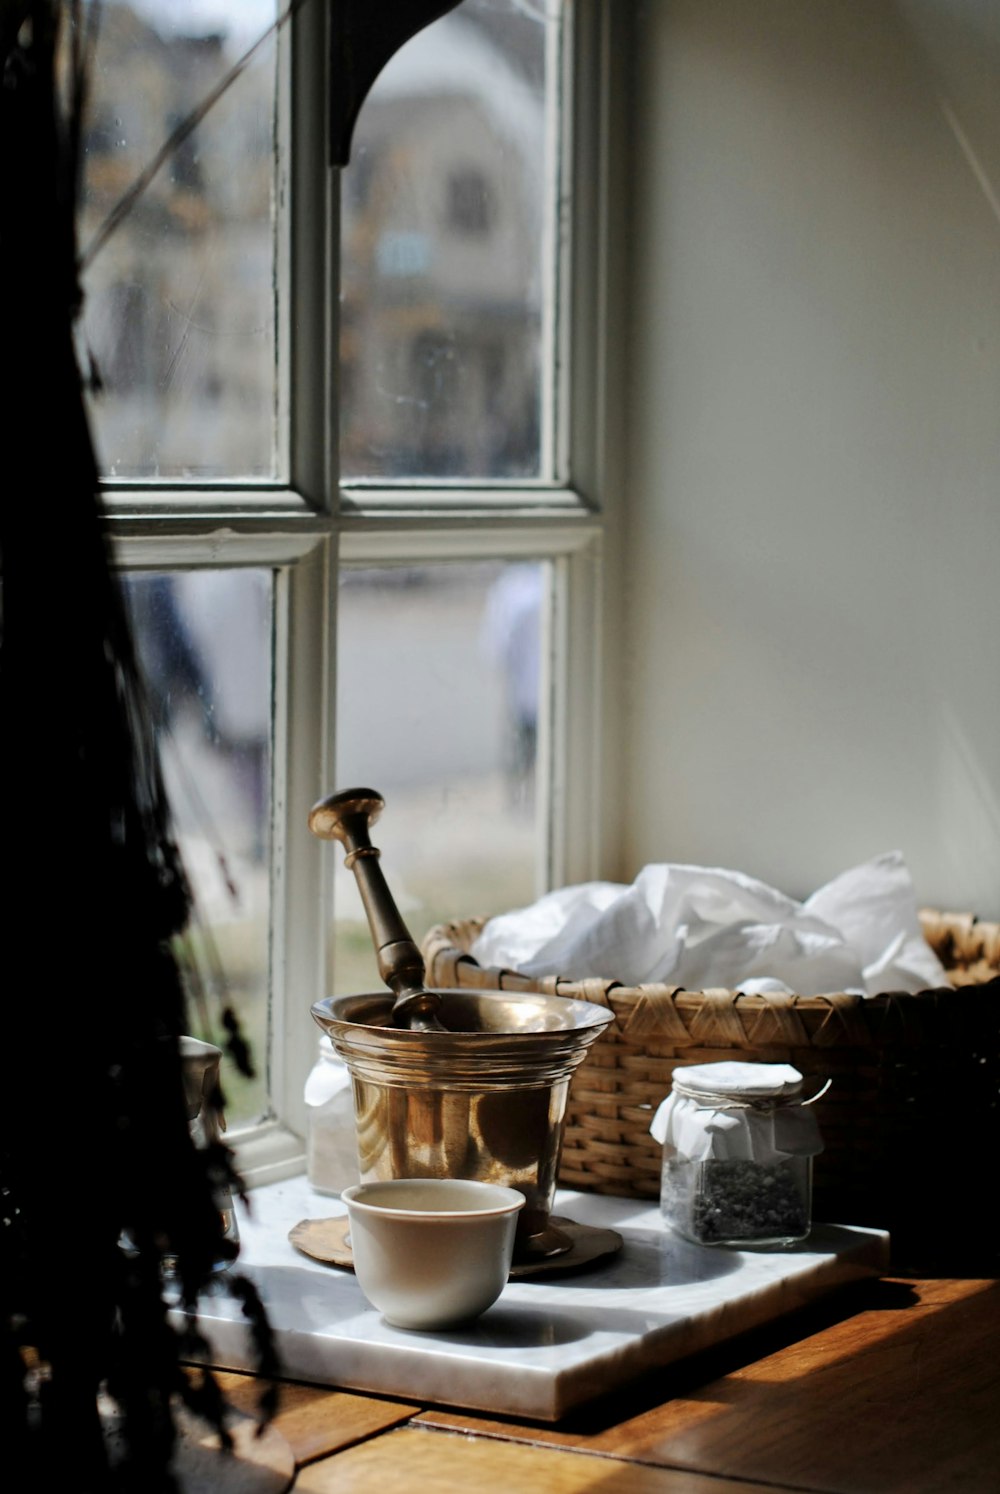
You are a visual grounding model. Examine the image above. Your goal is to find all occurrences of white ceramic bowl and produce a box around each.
[341,1178,525,1330]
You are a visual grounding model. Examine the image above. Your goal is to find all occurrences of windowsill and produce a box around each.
[229,1122,307,1190]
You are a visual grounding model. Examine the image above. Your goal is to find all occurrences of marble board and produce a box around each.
[186,1176,889,1421]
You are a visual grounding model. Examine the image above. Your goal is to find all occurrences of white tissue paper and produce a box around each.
[470,850,947,996]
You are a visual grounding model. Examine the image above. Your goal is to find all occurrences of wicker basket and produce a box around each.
[422,908,1000,1271]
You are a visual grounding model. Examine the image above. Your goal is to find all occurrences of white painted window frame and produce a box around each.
[106,0,619,1186]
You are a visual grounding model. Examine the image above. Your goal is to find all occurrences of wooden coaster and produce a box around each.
[289,1214,622,1280]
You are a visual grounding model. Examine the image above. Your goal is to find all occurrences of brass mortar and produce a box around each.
[309,789,614,1261]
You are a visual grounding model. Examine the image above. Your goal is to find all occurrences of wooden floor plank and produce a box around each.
[417,1280,1000,1493]
[292,1425,768,1493]
[212,1372,420,1465]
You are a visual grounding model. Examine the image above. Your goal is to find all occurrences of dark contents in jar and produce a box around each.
[690,1159,808,1243]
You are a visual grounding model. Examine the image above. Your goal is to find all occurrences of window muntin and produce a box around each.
[340,0,560,483]
[81,2,279,481]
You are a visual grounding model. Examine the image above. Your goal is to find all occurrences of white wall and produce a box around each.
[616,0,1000,914]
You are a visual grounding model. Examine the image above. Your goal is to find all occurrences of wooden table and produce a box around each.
[212,1275,1000,1493]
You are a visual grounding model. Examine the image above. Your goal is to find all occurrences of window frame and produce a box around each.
[105,0,619,1184]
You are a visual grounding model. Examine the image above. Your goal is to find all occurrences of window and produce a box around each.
[93,0,612,1181]
[446,166,494,235]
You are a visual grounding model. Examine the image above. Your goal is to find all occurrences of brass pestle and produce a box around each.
[308,787,447,1032]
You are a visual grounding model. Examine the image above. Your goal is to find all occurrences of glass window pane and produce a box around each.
[123,569,272,1128]
[340,0,561,482]
[333,560,547,996]
[80,2,279,480]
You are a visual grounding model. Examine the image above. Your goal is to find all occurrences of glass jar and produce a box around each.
[305,1036,359,1196]
[181,1037,241,1261]
[650,1061,825,1248]
[130,1037,241,1275]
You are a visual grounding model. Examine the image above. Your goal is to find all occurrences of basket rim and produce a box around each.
[420,906,1000,1006]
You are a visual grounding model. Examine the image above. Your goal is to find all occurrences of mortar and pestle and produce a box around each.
[308,788,615,1265]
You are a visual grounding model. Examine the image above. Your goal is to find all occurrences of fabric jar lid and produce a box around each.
[671,1061,804,1101]
[305,1035,351,1106]
[651,1062,825,1160]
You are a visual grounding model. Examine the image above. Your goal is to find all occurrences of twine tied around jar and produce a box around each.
[670,1076,832,1111]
